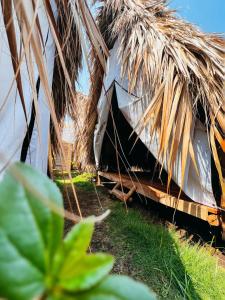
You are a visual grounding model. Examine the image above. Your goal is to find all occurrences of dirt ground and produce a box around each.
[62,182,127,273]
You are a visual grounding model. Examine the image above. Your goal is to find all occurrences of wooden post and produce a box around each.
[96,171,103,186]
[220,196,225,240]
[48,137,54,179]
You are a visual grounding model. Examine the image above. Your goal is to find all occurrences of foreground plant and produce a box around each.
[0,163,155,300]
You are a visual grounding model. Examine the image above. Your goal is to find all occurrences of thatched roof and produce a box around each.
[61,91,97,171]
[51,91,94,170]
[72,93,96,170]
[91,0,225,196]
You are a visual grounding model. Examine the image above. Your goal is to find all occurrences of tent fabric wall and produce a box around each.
[0,1,56,175]
[94,42,216,208]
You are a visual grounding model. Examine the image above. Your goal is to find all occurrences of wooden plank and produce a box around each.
[99,171,220,223]
[207,214,220,226]
[110,183,136,202]
[109,183,120,195]
[126,186,136,200]
[220,196,225,240]
[111,189,127,202]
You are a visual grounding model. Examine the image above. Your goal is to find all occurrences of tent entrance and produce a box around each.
[100,87,168,183]
[99,87,224,208]
[99,87,193,200]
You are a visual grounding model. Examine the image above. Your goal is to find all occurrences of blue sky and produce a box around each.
[77,0,225,95]
[171,0,225,33]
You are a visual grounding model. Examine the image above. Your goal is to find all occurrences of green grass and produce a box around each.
[107,203,225,300]
[55,172,95,192]
[55,171,225,299]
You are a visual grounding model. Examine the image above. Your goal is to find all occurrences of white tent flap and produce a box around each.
[0,1,56,175]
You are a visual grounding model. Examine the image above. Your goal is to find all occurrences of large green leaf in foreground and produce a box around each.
[0,163,63,300]
[0,163,156,300]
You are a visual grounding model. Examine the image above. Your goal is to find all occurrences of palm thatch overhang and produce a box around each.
[0,0,108,160]
[90,0,225,201]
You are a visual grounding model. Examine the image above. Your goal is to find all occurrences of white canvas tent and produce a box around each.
[0,1,56,175]
[94,42,216,208]
[90,0,225,233]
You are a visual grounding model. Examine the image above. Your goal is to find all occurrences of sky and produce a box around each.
[76,0,225,95]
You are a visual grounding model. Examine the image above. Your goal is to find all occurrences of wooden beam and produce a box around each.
[207,214,220,226]
[110,183,136,202]
[220,196,225,240]
[99,171,220,224]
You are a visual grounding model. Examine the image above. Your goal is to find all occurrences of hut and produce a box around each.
[72,92,95,171]
[54,116,75,172]
[91,1,225,237]
[53,92,89,172]
[0,0,107,176]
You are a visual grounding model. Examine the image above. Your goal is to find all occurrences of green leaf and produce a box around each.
[77,275,156,300]
[52,220,95,278]
[54,221,114,293]
[78,276,156,300]
[54,275,156,300]
[64,220,95,257]
[14,163,64,268]
[0,163,64,300]
[58,254,114,292]
[54,218,114,292]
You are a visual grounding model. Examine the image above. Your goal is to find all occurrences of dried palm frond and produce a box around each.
[0,0,108,155]
[91,0,225,199]
[72,56,104,170]
[50,0,109,154]
[50,0,82,153]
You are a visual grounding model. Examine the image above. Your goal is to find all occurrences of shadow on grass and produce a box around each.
[108,203,225,300]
